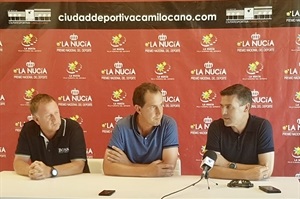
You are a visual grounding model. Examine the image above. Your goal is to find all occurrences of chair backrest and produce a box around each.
[87,158,103,174]
[174,158,181,176]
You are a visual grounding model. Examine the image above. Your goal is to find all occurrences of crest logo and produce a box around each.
[237,32,274,53]
[155,61,171,75]
[22,33,38,47]
[101,61,136,80]
[23,88,38,102]
[283,62,300,80]
[197,89,219,109]
[292,146,300,158]
[57,33,92,53]
[200,89,217,103]
[19,34,41,53]
[111,34,126,48]
[242,61,267,81]
[247,61,264,75]
[198,145,207,158]
[63,60,86,80]
[197,33,220,53]
[101,115,123,134]
[107,34,129,53]
[108,88,130,108]
[190,116,212,135]
[151,61,174,81]
[191,61,227,80]
[13,60,48,80]
[201,33,217,47]
[282,118,300,136]
[67,61,82,74]
[289,91,300,109]
[293,91,300,103]
[145,33,181,53]
[15,115,33,132]
[111,89,127,102]
[251,89,273,108]
[287,146,300,164]
[161,89,180,108]
[70,115,84,125]
[58,88,93,107]
[286,10,300,23]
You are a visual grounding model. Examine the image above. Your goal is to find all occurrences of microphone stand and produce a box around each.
[160,177,204,199]
[203,172,218,190]
[160,171,218,199]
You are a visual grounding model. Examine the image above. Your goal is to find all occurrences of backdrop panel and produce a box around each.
[0,0,299,176]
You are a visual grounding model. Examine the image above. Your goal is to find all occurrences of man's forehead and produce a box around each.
[220,95,239,104]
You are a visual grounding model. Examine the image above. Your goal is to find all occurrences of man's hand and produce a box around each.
[107,146,131,165]
[245,166,270,181]
[28,161,51,180]
[146,160,174,177]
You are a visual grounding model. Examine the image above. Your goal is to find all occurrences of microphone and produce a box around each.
[160,150,218,198]
[200,150,217,179]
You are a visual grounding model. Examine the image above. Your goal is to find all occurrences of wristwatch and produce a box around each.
[50,167,58,177]
[229,162,237,169]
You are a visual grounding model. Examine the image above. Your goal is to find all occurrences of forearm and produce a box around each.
[103,162,151,177]
[13,159,30,176]
[210,164,270,181]
[54,160,85,177]
[215,155,254,169]
[209,166,249,180]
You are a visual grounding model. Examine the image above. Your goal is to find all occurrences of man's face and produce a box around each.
[138,91,163,127]
[34,100,61,135]
[220,95,248,127]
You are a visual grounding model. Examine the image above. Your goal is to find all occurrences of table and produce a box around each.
[0,171,299,199]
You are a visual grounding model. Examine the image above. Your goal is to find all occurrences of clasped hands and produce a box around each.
[28,161,50,180]
[106,146,174,177]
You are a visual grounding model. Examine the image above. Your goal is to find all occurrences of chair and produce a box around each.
[174,158,181,176]
[87,158,103,174]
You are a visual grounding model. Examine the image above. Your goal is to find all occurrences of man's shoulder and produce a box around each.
[116,114,132,125]
[162,114,176,123]
[250,115,270,124]
[63,118,83,132]
[22,120,39,129]
[64,118,80,126]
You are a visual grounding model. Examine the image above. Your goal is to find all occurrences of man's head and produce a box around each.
[219,84,252,130]
[133,82,163,127]
[220,84,252,107]
[30,94,61,136]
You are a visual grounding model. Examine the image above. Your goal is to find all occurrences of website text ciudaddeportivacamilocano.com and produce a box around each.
[58,12,217,23]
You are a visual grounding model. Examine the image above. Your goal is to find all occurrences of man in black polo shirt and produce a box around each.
[14,94,89,180]
[205,84,274,181]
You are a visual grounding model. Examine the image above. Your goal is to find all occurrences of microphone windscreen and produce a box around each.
[203,150,217,161]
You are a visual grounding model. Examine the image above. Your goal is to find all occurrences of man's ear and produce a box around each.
[33,116,40,125]
[134,105,142,114]
[244,103,251,112]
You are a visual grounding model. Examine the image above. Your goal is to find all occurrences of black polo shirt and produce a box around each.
[15,118,89,173]
[206,114,274,164]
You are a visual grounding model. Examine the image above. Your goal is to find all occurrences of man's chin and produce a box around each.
[53,124,61,131]
[153,121,161,126]
[223,120,231,126]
